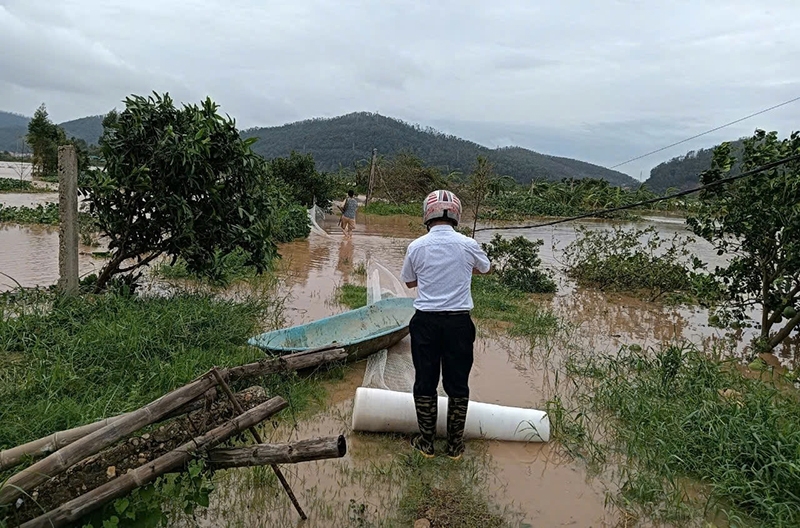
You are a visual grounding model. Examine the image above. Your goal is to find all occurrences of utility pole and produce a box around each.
[366,148,377,206]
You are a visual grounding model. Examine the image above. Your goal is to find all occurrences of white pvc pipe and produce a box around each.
[351,387,550,442]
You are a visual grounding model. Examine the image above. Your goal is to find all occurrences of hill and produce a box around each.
[242,112,639,187]
[0,111,30,129]
[61,115,105,145]
[644,140,745,193]
[0,111,30,153]
[0,109,640,186]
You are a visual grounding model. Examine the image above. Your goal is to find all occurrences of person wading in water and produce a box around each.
[400,189,491,459]
[338,190,358,239]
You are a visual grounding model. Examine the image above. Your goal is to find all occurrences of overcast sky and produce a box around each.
[1,0,799,180]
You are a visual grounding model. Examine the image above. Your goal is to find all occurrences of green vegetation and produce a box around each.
[0,289,282,451]
[0,203,59,224]
[267,150,337,208]
[0,152,27,163]
[562,225,721,303]
[0,178,47,193]
[687,129,800,351]
[482,234,556,293]
[645,140,745,193]
[471,276,559,343]
[335,284,367,309]
[550,343,800,526]
[82,93,309,293]
[482,177,687,221]
[26,103,89,179]
[152,247,258,286]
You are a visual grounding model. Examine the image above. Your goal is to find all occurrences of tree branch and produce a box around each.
[768,311,800,350]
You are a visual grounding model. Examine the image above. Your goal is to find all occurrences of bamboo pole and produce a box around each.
[0,388,219,472]
[0,346,346,472]
[211,368,307,520]
[20,397,288,528]
[207,435,347,469]
[0,372,220,506]
[226,347,346,381]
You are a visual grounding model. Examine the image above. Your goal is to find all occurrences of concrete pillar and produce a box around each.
[58,145,79,295]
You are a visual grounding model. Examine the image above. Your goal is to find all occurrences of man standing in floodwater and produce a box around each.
[339,190,358,239]
[400,189,492,459]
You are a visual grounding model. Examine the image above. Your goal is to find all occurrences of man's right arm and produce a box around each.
[468,239,492,275]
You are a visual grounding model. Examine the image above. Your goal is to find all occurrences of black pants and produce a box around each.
[409,310,476,399]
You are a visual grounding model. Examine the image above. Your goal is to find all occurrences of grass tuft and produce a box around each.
[550,343,800,526]
[335,284,367,309]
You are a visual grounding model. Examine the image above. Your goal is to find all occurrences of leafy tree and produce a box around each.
[267,150,335,208]
[82,92,303,293]
[26,104,65,178]
[686,129,800,350]
[25,103,91,180]
[372,151,445,204]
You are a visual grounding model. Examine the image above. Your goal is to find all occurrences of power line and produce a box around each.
[609,95,800,170]
[474,153,800,233]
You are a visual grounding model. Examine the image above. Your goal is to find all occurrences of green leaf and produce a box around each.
[114,498,129,514]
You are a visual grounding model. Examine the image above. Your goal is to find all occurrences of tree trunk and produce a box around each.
[0,372,219,506]
[471,196,482,238]
[207,435,346,469]
[767,311,800,350]
[93,250,128,293]
[20,397,288,528]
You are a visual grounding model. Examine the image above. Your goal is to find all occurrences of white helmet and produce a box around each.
[423,189,462,226]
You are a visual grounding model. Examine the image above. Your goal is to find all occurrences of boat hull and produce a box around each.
[248,297,415,363]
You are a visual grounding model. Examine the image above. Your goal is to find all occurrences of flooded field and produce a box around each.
[1,209,797,526]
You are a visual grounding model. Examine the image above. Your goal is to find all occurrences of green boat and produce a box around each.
[248,297,415,362]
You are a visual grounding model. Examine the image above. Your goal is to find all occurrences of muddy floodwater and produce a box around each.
[2,210,797,526]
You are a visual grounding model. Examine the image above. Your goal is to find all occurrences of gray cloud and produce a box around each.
[1,0,798,180]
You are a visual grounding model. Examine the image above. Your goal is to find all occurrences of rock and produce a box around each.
[138,457,148,465]
[106,466,116,479]
[414,520,431,528]
[142,433,150,440]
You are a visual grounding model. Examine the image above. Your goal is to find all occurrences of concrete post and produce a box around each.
[58,145,79,295]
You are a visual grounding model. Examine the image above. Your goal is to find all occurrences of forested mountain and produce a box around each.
[644,140,745,193]
[1,109,641,186]
[61,116,105,146]
[0,111,30,153]
[241,112,639,186]
[0,111,30,129]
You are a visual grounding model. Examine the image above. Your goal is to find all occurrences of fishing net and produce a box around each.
[308,204,332,238]
[361,259,445,396]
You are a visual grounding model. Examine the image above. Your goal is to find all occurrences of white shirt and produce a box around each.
[400,225,491,311]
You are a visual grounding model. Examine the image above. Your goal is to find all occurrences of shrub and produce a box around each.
[481,234,556,293]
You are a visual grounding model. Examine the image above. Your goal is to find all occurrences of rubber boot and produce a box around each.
[446,397,469,460]
[410,395,437,458]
